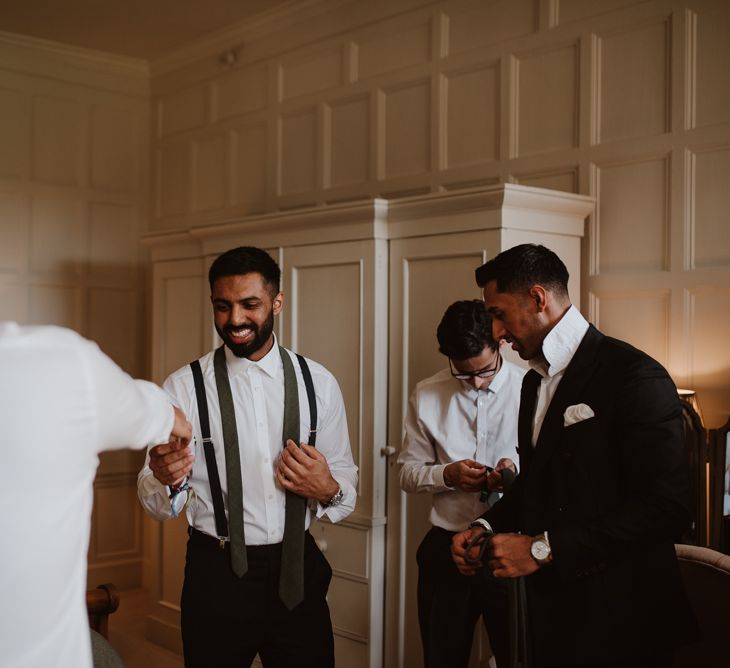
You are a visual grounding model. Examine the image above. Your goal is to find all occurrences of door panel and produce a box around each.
[282,239,388,668]
[385,231,500,668]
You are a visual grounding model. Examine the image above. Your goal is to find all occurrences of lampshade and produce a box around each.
[677,388,705,427]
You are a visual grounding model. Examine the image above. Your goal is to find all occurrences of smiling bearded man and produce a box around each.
[138,246,358,668]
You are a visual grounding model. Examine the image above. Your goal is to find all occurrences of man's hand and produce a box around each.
[149,435,194,487]
[487,533,539,578]
[276,440,339,504]
[171,405,193,444]
[443,459,488,492]
[485,457,517,492]
[451,527,486,575]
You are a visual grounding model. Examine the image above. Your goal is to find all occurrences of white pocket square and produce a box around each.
[563,403,595,427]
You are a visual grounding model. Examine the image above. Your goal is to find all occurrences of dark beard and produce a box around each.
[215,309,275,358]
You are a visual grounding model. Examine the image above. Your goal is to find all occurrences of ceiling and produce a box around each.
[0,0,297,60]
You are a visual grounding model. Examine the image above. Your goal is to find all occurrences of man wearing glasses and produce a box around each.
[398,299,525,668]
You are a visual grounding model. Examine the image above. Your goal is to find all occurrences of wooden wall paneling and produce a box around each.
[691,145,730,268]
[87,287,138,374]
[0,85,30,178]
[30,193,86,275]
[355,15,432,80]
[156,141,191,223]
[592,288,671,367]
[445,0,538,55]
[326,94,371,189]
[157,84,208,138]
[383,79,431,179]
[0,281,27,323]
[595,155,670,274]
[191,133,227,213]
[556,0,651,26]
[694,2,730,128]
[231,120,268,213]
[597,17,670,144]
[90,105,139,191]
[214,63,268,120]
[278,106,318,196]
[443,61,500,168]
[0,191,30,273]
[280,45,343,101]
[88,472,144,589]
[28,284,81,329]
[88,202,138,279]
[31,94,87,186]
[515,41,579,156]
[687,287,730,428]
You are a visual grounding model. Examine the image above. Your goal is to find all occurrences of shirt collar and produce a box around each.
[530,305,589,378]
[223,333,282,379]
[483,354,508,394]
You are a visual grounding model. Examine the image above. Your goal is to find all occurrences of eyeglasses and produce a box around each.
[449,355,501,381]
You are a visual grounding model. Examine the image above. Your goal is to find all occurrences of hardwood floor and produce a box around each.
[107,589,183,668]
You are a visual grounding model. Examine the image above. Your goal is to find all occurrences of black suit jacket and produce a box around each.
[484,325,698,665]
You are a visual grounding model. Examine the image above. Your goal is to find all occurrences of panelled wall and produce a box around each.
[150,0,730,427]
[0,32,150,587]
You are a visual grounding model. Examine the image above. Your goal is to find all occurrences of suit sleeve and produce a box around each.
[549,356,690,579]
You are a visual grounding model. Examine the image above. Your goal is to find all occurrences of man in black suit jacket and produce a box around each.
[451,244,697,668]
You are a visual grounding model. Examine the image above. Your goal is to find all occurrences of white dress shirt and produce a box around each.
[398,358,525,531]
[0,322,174,668]
[529,305,590,445]
[138,337,358,543]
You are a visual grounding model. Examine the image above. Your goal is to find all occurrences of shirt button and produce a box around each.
[268,494,273,500]
[263,458,269,464]
[258,421,264,427]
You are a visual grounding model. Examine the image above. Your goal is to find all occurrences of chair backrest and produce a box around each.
[673,544,730,667]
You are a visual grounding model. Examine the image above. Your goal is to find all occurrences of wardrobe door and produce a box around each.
[385,230,500,668]
[145,257,206,652]
[282,239,388,668]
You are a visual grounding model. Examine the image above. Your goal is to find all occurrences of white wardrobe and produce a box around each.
[143,184,593,667]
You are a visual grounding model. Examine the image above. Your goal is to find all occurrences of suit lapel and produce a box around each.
[527,325,603,474]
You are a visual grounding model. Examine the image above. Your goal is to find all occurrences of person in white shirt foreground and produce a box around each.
[398,300,525,668]
[0,322,191,668]
[137,246,357,668]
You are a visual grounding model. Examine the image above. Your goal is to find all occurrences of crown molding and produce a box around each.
[150,0,334,77]
[0,30,149,95]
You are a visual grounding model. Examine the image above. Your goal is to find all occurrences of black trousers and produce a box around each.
[417,526,510,668]
[181,528,334,668]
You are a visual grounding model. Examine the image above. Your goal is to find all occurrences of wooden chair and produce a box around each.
[674,544,730,667]
[86,583,120,640]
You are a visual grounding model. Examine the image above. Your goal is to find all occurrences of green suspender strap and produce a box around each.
[213,346,248,577]
[278,345,317,611]
[189,344,318,610]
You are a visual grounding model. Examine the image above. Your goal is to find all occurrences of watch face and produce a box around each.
[531,539,550,561]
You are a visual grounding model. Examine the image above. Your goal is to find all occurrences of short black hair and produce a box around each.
[208,246,281,295]
[475,244,569,297]
[436,300,498,360]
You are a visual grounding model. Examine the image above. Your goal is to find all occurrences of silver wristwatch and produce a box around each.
[530,531,552,566]
[324,485,343,508]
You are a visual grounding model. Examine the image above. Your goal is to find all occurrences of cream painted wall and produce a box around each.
[0,0,729,662]
[0,33,150,587]
[149,0,730,429]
